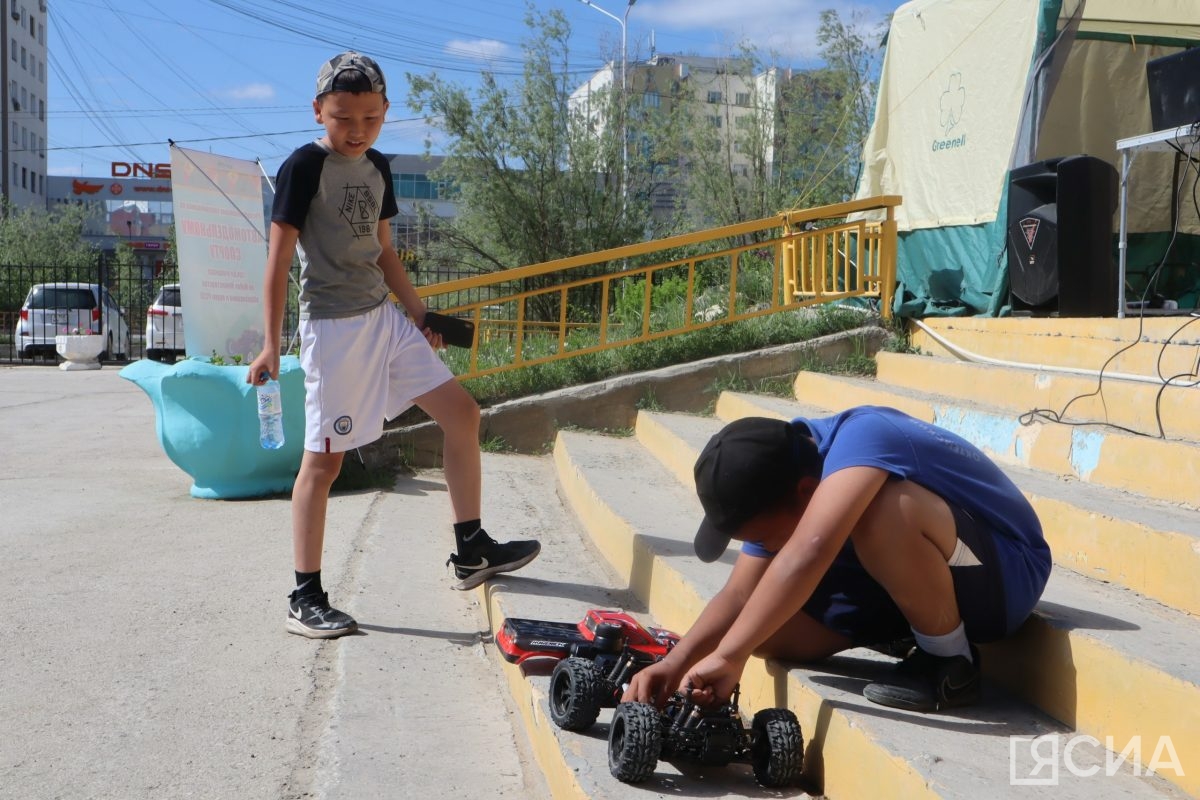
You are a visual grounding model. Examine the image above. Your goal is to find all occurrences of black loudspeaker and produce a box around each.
[1007,155,1118,316]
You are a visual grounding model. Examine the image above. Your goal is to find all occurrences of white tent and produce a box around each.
[854,0,1200,315]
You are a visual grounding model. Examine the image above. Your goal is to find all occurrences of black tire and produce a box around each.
[548,657,602,731]
[146,348,164,362]
[751,707,803,788]
[608,702,661,784]
[99,332,113,362]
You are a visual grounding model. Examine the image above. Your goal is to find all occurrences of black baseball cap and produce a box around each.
[316,51,387,98]
[693,417,804,562]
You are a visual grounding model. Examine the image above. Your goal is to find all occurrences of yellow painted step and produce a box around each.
[909,317,1200,378]
[874,351,1200,441]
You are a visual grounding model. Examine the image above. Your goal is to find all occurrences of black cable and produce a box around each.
[1019,129,1200,439]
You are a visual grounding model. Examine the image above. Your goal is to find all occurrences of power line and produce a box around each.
[41,117,427,153]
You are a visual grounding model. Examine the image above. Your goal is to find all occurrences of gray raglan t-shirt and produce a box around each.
[271,141,400,320]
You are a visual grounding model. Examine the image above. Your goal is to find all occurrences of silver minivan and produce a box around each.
[14,282,130,360]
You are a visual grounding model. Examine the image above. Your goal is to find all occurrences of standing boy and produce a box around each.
[624,408,1051,712]
[248,52,540,639]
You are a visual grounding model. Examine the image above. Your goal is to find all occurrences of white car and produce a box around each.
[15,282,130,361]
[145,283,185,362]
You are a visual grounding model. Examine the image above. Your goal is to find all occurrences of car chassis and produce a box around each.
[608,685,804,788]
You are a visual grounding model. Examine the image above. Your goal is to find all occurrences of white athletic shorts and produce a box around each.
[299,301,454,453]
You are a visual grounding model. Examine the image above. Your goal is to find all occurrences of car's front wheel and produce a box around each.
[751,707,803,788]
[608,701,661,783]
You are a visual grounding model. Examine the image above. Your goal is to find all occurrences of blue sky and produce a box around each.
[48,0,897,179]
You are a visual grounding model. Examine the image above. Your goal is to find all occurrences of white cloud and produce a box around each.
[445,38,511,63]
[223,83,276,101]
[631,0,892,62]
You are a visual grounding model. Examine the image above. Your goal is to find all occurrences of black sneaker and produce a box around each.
[286,590,358,639]
[447,535,541,590]
[862,645,981,712]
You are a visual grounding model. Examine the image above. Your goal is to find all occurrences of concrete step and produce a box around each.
[909,317,1200,379]
[548,424,1192,800]
[468,450,812,799]
[726,385,1200,619]
[872,351,1200,442]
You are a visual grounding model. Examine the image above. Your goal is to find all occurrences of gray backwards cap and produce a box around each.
[316,51,386,98]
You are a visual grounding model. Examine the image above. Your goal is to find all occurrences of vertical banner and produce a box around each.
[169,147,268,359]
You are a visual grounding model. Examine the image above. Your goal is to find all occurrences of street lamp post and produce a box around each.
[578,0,636,214]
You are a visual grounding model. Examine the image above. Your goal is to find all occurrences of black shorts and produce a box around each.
[801,503,1010,646]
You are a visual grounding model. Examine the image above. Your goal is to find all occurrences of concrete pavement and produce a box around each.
[0,364,550,800]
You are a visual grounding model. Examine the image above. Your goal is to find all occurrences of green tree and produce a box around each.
[0,201,99,268]
[0,202,102,310]
[784,9,885,208]
[407,5,651,314]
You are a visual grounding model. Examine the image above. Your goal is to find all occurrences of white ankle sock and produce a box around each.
[912,621,973,662]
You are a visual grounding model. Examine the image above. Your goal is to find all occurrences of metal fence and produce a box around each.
[0,258,300,365]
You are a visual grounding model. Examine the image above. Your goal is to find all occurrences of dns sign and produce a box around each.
[111,162,171,179]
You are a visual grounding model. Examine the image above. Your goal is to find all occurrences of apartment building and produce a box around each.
[1,0,48,208]
[571,53,790,212]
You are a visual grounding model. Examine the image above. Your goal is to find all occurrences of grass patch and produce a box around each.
[456,304,877,407]
[480,434,510,453]
[706,370,800,406]
[636,389,665,412]
[751,375,797,397]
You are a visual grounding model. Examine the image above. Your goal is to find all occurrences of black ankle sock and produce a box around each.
[294,570,323,598]
[454,519,489,553]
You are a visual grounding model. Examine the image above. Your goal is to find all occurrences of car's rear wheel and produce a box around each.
[99,332,113,362]
[548,657,602,731]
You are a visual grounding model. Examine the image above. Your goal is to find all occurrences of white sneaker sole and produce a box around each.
[285,616,358,639]
[452,544,541,591]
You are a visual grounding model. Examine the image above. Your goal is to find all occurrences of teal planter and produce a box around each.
[120,356,305,499]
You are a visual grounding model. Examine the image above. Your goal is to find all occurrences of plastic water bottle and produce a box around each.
[256,373,285,450]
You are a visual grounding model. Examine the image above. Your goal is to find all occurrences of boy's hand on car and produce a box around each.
[622,659,681,707]
[680,651,745,706]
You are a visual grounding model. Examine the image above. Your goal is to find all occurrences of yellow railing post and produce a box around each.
[880,204,898,320]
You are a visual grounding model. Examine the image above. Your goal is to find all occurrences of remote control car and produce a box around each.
[497,609,680,732]
[608,686,803,788]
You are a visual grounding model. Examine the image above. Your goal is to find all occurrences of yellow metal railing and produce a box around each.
[414,195,900,381]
